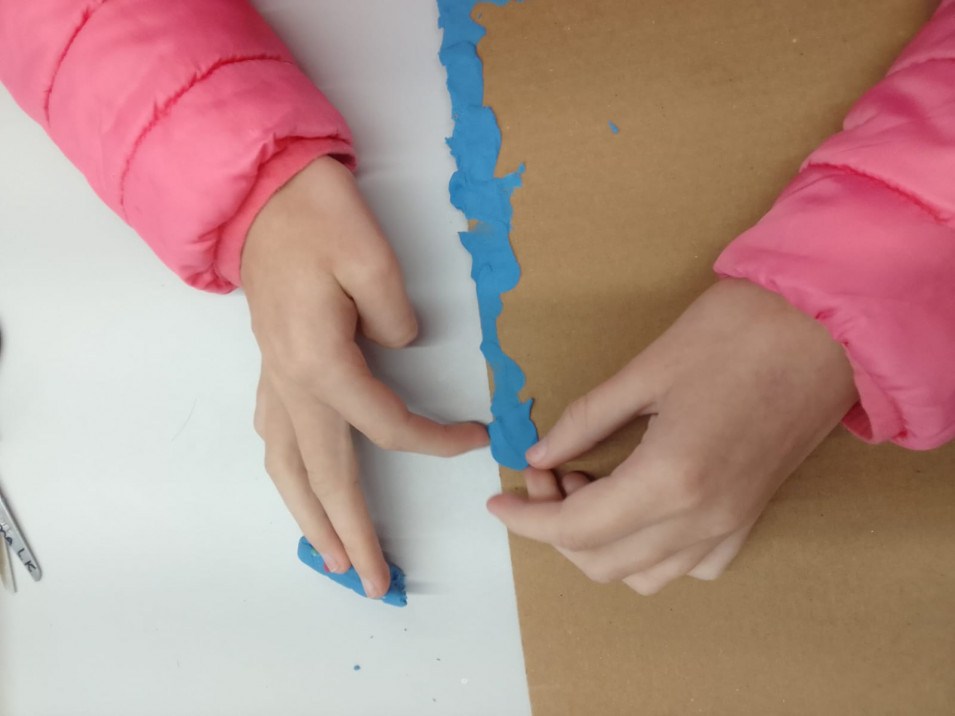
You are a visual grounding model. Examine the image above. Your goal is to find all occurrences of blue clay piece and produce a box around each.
[608,120,620,134]
[438,0,538,470]
[297,537,407,607]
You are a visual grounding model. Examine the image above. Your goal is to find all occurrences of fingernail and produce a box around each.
[322,555,342,573]
[526,440,546,464]
[362,578,384,599]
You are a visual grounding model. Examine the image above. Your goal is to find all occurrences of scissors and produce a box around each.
[0,484,41,592]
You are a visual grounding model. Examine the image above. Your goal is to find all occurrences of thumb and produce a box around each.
[526,357,654,469]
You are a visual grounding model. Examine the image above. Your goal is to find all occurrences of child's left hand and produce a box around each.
[488,279,859,595]
[241,157,489,599]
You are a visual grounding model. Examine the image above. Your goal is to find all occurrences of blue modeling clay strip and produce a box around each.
[438,0,538,470]
[297,537,407,608]
[608,120,620,134]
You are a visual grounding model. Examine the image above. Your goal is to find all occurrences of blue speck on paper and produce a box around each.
[297,538,407,607]
[354,665,361,672]
[608,120,620,134]
[438,0,538,470]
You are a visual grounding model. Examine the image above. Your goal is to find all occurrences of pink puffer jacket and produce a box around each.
[1,1,953,450]
[0,0,354,292]
[717,0,955,450]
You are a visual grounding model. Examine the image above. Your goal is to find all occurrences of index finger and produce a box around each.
[488,448,678,552]
[314,340,490,456]
[285,398,392,599]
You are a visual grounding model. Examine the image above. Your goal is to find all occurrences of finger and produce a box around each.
[486,492,564,546]
[623,538,719,596]
[688,521,755,581]
[338,245,419,349]
[254,370,268,438]
[257,376,350,573]
[559,515,712,584]
[309,338,489,456]
[285,398,392,599]
[307,162,418,349]
[488,469,581,553]
[519,472,702,592]
[489,441,682,552]
[560,472,591,495]
[523,468,564,502]
[526,359,654,469]
[509,470,616,589]
[267,282,488,458]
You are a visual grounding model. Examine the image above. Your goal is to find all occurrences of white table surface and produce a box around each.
[0,2,531,714]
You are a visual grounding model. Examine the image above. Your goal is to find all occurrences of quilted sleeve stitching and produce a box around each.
[116,53,292,219]
[42,0,109,125]
[889,54,955,77]
[803,162,948,224]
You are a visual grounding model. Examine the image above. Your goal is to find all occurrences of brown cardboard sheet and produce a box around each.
[475,1,955,713]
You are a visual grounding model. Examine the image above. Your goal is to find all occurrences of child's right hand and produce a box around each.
[488,280,859,595]
[241,157,489,599]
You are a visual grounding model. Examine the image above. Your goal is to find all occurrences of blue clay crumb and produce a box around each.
[354,665,361,672]
[608,120,620,134]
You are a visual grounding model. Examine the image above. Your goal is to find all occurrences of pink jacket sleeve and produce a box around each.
[0,0,355,292]
[716,0,955,450]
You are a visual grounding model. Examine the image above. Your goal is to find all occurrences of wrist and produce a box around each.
[241,156,353,290]
[240,155,353,288]
[713,279,859,414]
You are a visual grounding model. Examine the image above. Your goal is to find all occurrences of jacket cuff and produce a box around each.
[716,166,955,450]
[214,137,355,289]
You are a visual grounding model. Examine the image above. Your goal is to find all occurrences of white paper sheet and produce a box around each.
[0,2,531,714]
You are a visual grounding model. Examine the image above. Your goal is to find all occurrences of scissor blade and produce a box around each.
[0,489,41,582]
[0,539,15,593]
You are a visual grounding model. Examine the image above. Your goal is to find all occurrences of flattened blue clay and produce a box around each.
[297,537,407,607]
[438,0,538,470]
